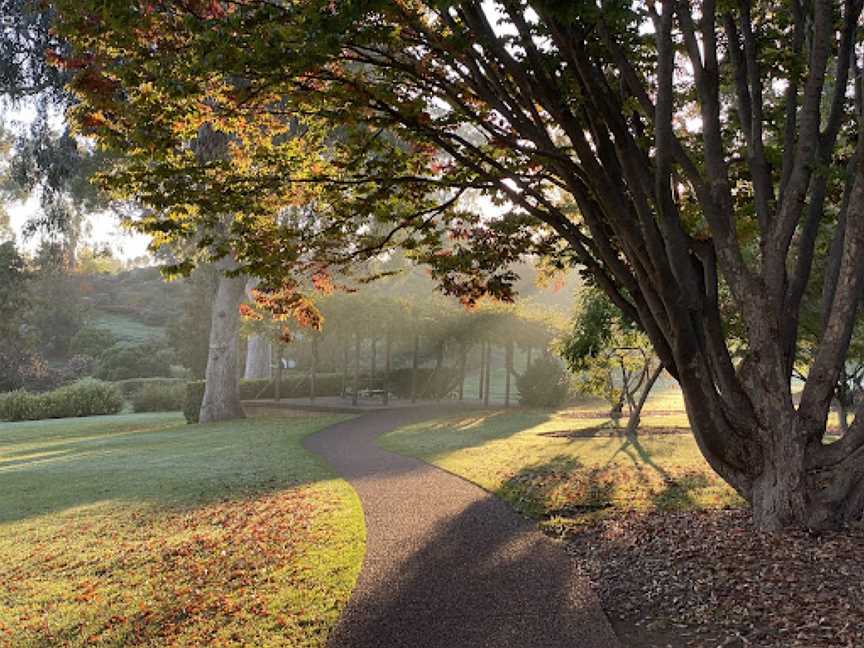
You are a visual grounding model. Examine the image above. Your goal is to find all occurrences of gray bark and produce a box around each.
[199,258,247,423]
[243,278,272,381]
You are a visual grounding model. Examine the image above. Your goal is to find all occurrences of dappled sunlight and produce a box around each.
[384,410,742,529]
[0,413,363,648]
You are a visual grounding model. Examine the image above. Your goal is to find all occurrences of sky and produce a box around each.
[9,195,153,260]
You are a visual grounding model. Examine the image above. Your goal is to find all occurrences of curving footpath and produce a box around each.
[304,406,622,648]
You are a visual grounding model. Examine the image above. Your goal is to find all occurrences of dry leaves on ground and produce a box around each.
[564,510,864,647]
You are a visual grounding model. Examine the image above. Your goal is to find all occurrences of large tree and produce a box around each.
[53,1,864,531]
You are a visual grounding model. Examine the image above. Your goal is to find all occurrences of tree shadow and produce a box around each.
[381,409,553,457]
[0,414,338,524]
[327,493,615,648]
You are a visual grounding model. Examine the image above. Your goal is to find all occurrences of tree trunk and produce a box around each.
[274,343,282,402]
[478,342,486,401]
[199,260,247,423]
[242,278,272,381]
[411,334,419,403]
[459,342,466,401]
[504,341,513,408]
[371,337,377,381]
[483,343,491,407]
[352,333,360,406]
[341,342,348,397]
[383,331,391,405]
[624,364,663,439]
[310,337,318,403]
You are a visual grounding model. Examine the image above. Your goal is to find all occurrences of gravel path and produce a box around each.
[304,407,622,648]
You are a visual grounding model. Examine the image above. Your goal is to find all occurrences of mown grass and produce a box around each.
[89,312,166,344]
[379,396,743,532]
[0,412,363,647]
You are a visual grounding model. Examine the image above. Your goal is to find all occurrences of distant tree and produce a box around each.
[563,289,662,437]
[0,240,31,390]
[27,241,86,359]
[516,355,570,409]
[0,0,107,244]
[166,266,219,379]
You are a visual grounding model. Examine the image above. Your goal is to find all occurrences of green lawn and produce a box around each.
[0,412,363,647]
[379,405,743,533]
[90,312,167,344]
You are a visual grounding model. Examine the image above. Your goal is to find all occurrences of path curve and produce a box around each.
[304,407,622,648]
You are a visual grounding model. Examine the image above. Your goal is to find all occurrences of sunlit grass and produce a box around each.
[379,405,743,532]
[0,412,363,648]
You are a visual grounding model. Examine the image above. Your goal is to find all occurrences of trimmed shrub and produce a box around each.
[115,377,186,397]
[0,379,123,421]
[183,373,346,424]
[386,367,459,399]
[131,382,186,413]
[516,356,571,408]
[95,341,173,381]
[184,381,206,424]
[0,390,45,421]
[239,373,344,400]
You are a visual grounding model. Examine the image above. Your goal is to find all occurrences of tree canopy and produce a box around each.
[51,1,864,530]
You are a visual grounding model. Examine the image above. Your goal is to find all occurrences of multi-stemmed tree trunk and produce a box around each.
[55,0,864,531]
[199,257,247,423]
[299,1,864,531]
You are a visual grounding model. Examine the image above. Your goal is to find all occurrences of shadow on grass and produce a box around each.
[498,434,712,521]
[381,409,554,457]
[0,414,340,524]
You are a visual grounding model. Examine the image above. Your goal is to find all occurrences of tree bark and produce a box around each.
[383,331,391,405]
[478,341,486,401]
[274,343,282,402]
[411,334,419,403]
[310,337,318,403]
[624,364,663,439]
[242,279,272,381]
[483,343,491,407]
[459,342,466,401]
[199,259,247,423]
[352,333,360,406]
[505,341,513,408]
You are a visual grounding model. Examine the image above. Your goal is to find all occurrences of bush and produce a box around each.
[239,373,345,400]
[0,390,45,421]
[95,341,173,381]
[184,380,206,424]
[114,377,186,397]
[183,373,346,424]
[0,379,124,421]
[516,356,571,408]
[131,382,186,412]
[70,327,118,357]
[386,367,459,399]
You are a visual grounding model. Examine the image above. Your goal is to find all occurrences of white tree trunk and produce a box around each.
[242,278,272,380]
[199,258,247,423]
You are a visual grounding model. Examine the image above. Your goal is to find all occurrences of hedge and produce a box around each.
[130,382,186,413]
[115,377,187,397]
[184,381,206,424]
[386,367,460,399]
[239,373,344,400]
[183,374,346,424]
[0,379,124,422]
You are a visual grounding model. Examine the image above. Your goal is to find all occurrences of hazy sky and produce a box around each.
[9,195,152,260]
